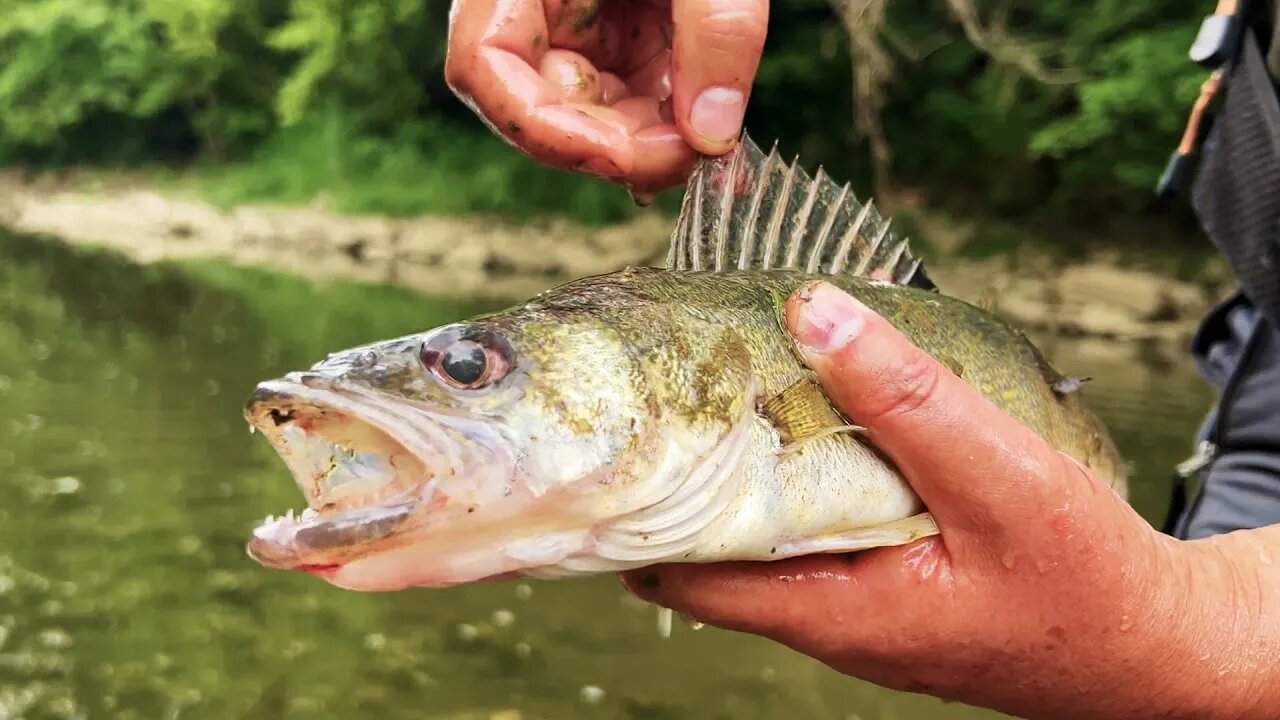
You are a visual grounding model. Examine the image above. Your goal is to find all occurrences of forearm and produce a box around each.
[1167,524,1280,719]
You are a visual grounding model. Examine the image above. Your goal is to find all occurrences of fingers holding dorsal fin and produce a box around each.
[666,132,935,290]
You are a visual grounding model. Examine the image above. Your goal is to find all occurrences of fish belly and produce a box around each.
[684,417,937,562]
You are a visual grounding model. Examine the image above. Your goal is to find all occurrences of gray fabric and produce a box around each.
[1173,296,1280,539]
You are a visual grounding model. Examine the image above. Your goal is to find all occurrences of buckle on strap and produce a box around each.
[1190,0,1252,68]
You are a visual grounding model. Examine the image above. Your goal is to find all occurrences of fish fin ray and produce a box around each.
[759,376,852,447]
[776,425,867,457]
[666,131,936,288]
[1052,376,1092,397]
[771,513,939,556]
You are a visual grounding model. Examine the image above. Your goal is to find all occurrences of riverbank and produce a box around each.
[0,171,1230,345]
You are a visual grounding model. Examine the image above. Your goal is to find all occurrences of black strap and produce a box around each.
[1191,28,1280,329]
[1163,470,1190,535]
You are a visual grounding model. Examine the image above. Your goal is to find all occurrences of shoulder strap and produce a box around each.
[1192,26,1280,329]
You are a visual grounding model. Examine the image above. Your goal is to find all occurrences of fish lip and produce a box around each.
[243,374,446,570]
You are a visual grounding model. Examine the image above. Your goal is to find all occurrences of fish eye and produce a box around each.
[420,330,511,390]
[441,341,487,386]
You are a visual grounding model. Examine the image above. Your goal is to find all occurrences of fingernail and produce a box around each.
[690,87,745,147]
[791,282,867,353]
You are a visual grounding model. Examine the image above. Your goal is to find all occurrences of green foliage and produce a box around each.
[267,0,440,129]
[0,0,1214,232]
[1030,25,1203,204]
[189,110,681,223]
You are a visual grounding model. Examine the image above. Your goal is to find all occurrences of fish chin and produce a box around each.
[243,374,521,580]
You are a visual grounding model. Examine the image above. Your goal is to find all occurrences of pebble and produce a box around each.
[579,685,605,704]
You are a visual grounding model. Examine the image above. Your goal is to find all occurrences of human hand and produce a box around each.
[621,282,1279,720]
[445,0,768,194]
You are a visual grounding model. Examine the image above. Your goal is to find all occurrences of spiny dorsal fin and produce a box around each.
[666,132,935,289]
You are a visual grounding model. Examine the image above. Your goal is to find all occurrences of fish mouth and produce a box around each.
[243,375,450,572]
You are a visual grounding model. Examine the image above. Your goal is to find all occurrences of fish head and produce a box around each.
[243,304,686,591]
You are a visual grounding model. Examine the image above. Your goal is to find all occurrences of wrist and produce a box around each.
[1155,530,1280,720]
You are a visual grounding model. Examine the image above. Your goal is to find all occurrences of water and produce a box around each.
[0,230,1215,720]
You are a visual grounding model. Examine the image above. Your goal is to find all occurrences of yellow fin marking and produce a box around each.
[760,377,860,451]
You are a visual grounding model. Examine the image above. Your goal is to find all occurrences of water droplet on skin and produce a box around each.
[492,609,515,627]
[1260,550,1273,566]
[1118,615,1132,632]
[579,685,605,704]
[1000,552,1016,570]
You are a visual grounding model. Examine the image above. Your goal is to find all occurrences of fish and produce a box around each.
[242,133,1127,593]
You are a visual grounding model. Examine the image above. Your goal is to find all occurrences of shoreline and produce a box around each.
[0,173,1228,348]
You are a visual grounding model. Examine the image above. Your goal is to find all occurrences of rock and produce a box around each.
[1057,263,1204,323]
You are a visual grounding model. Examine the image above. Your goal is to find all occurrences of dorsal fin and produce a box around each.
[666,132,935,289]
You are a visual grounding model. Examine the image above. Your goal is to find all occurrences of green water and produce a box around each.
[0,230,1215,720]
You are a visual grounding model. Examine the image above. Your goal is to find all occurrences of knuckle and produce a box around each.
[863,349,944,422]
[694,6,768,51]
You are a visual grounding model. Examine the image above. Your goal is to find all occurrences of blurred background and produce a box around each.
[0,1,1231,719]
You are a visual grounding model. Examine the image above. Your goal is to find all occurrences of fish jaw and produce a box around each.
[243,373,537,581]
[242,373,641,590]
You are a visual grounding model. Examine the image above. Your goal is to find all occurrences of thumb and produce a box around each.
[782,281,1086,537]
[671,0,769,154]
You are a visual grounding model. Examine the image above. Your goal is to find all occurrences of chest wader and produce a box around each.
[1161,1,1280,539]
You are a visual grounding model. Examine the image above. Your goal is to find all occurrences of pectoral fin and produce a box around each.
[770,512,940,557]
[759,377,863,452]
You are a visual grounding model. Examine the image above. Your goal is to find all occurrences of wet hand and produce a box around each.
[621,281,1280,720]
[445,0,768,194]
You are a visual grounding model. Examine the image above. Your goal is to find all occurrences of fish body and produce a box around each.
[243,135,1126,592]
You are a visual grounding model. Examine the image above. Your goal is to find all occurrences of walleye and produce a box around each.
[243,134,1127,592]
